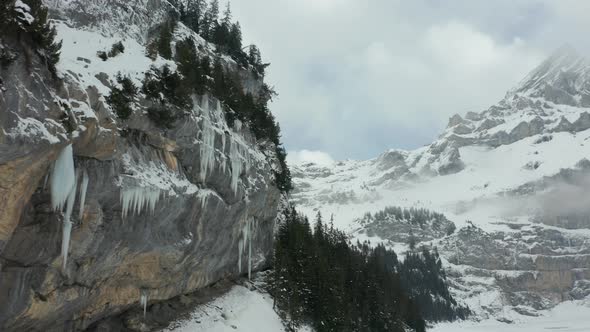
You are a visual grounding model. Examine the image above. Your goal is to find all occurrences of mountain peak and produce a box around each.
[512,45,590,98]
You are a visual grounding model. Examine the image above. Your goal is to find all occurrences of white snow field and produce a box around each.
[432,300,590,332]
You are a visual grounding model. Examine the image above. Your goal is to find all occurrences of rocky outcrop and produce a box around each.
[0,4,283,331]
[439,225,590,314]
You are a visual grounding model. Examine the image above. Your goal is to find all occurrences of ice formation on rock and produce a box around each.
[215,99,223,120]
[61,183,76,270]
[221,132,227,173]
[248,219,253,280]
[199,108,216,182]
[78,169,89,219]
[238,219,255,279]
[50,145,78,270]
[120,186,161,218]
[230,141,246,194]
[234,119,242,132]
[140,290,148,318]
[50,145,76,211]
[43,173,49,190]
[238,238,243,274]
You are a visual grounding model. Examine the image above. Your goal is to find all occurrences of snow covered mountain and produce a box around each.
[291,46,590,324]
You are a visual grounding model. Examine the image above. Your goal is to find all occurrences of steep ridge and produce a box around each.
[292,47,590,322]
[0,0,285,331]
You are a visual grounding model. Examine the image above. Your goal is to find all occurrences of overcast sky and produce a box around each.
[230,0,590,163]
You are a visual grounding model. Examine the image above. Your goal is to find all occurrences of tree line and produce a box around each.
[172,0,269,77]
[270,209,469,332]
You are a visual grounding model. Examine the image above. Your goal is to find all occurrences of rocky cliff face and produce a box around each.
[292,47,590,321]
[0,1,283,331]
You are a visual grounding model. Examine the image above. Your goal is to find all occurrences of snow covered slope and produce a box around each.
[292,47,590,326]
[164,284,287,332]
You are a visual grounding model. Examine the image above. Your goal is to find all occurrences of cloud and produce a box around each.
[287,150,335,166]
[230,0,580,160]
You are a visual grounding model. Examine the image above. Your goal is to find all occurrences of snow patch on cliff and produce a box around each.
[55,22,174,97]
[5,116,62,144]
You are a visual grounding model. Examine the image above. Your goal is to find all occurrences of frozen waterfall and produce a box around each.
[230,141,246,194]
[120,186,161,218]
[50,145,77,270]
[199,109,216,182]
[50,144,76,211]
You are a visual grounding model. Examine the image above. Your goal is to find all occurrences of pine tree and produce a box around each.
[247,45,269,78]
[228,22,247,65]
[184,0,207,34]
[201,0,219,41]
[275,145,293,192]
[222,1,232,26]
[106,74,137,120]
[314,211,324,239]
[157,19,176,60]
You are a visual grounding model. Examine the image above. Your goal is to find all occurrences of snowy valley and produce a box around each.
[289,46,590,330]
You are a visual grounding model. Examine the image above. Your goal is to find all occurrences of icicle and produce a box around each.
[62,220,73,270]
[51,145,76,211]
[221,133,227,173]
[234,119,242,132]
[199,107,216,181]
[43,172,49,190]
[120,187,161,218]
[238,238,243,274]
[216,99,223,120]
[61,183,76,270]
[202,94,209,112]
[49,145,77,271]
[248,219,252,280]
[230,141,244,193]
[200,193,209,210]
[140,290,148,318]
[238,219,252,275]
[78,169,89,220]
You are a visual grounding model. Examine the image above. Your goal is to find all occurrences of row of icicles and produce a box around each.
[49,144,257,318]
[49,145,162,271]
[238,218,257,280]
